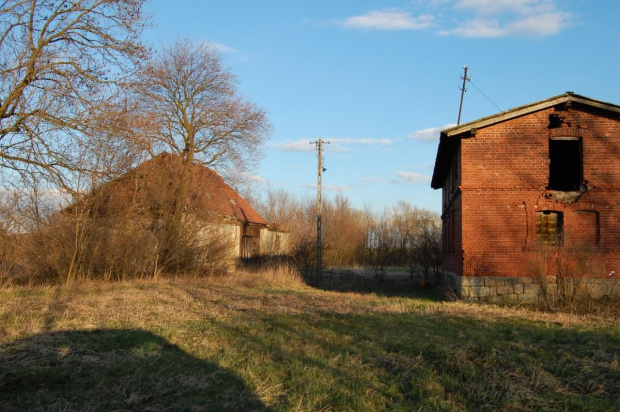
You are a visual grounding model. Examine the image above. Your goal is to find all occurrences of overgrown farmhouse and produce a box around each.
[431,92,620,302]
[79,152,288,265]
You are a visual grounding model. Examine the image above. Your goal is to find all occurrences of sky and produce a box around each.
[144,0,619,213]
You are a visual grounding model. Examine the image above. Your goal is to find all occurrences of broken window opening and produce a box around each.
[536,211,563,247]
[548,113,563,129]
[549,138,582,191]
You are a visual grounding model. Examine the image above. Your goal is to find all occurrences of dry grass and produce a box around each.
[1,271,619,411]
[205,264,306,289]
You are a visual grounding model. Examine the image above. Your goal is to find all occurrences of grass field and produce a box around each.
[1,271,619,411]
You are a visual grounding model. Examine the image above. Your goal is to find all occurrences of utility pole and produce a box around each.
[311,139,329,280]
[457,65,470,125]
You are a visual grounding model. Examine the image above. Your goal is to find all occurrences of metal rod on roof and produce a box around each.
[457,65,470,125]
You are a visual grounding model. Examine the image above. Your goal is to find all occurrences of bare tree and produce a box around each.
[389,201,422,278]
[256,186,297,228]
[137,39,271,170]
[134,39,271,274]
[417,213,442,283]
[323,194,365,267]
[253,189,317,275]
[0,0,149,188]
[364,210,397,283]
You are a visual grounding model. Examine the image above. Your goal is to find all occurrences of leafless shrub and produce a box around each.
[0,193,21,286]
[9,160,236,285]
[388,202,442,283]
[22,211,234,285]
[26,215,146,284]
[291,232,316,277]
[252,187,443,286]
[417,214,443,284]
[530,243,610,313]
[363,213,397,283]
[151,215,234,277]
[322,194,366,267]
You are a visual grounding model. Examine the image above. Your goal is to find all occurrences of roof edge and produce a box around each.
[444,92,620,137]
[430,92,620,190]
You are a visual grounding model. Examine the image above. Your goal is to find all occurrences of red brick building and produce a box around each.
[431,92,620,302]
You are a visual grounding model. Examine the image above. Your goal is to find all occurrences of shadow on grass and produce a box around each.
[0,329,270,411]
[205,309,620,411]
[303,269,447,300]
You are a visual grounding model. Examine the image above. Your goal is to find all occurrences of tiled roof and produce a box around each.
[82,152,267,225]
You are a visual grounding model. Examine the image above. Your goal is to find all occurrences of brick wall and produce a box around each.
[442,104,620,298]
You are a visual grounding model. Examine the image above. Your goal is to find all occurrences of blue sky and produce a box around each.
[144,0,619,213]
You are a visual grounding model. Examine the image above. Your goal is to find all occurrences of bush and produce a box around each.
[529,244,616,313]
[4,212,234,285]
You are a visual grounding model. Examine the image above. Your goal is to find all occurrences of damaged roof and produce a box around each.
[77,152,267,225]
[431,92,620,189]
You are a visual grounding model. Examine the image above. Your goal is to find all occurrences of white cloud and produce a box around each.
[323,137,395,153]
[439,14,569,37]
[268,140,315,152]
[332,138,394,147]
[426,0,453,6]
[0,187,69,203]
[220,169,266,187]
[341,9,434,31]
[212,43,238,54]
[325,184,349,192]
[438,18,504,37]
[328,1,571,38]
[505,12,569,37]
[396,171,432,183]
[455,0,554,16]
[363,177,386,184]
[239,172,266,183]
[438,0,572,38]
[270,138,394,153]
[210,43,250,62]
[408,124,457,142]
[299,183,349,192]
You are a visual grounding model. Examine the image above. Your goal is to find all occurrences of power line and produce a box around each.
[467,79,549,129]
[457,67,550,131]
[469,80,503,113]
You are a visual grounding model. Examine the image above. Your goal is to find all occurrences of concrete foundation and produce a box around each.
[439,271,620,304]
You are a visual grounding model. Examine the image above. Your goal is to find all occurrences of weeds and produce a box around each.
[529,244,619,315]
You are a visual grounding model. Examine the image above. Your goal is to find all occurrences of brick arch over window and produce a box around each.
[549,126,582,139]
[528,202,567,249]
[530,202,601,249]
[535,201,568,213]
